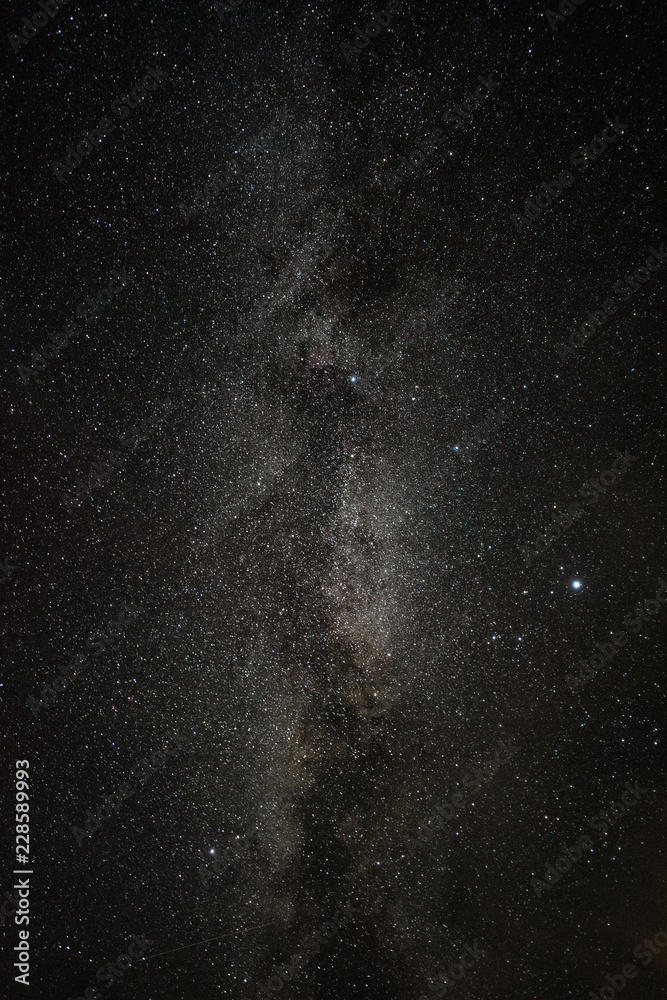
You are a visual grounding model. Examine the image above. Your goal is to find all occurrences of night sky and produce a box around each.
[2,0,667,998]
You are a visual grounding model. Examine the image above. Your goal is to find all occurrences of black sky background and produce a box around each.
[1,0,666,998]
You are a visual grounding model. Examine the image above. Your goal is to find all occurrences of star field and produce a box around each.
[1,0,666,998]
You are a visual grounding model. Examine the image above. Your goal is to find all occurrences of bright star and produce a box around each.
[572,580,582,590]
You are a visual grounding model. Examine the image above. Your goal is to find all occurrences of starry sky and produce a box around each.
[2,0,666,997]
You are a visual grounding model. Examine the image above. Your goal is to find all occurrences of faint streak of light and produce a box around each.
[142,922,277,961]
